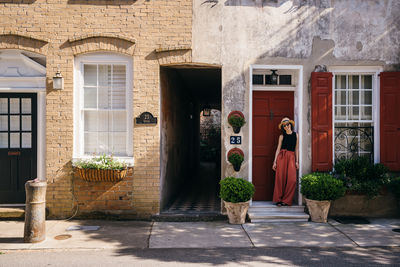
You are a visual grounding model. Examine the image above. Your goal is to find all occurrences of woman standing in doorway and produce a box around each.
[272,117,299,206]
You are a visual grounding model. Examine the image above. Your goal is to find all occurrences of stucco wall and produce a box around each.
[192,0,400,178]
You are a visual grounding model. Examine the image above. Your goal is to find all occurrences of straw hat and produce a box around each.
[278,117,295,130]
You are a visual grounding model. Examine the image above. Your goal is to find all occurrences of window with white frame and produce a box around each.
[74,53,133,158]
[334,74,374,161]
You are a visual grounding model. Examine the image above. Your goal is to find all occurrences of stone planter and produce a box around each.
[305,198,331,223]
[223,200,250,224]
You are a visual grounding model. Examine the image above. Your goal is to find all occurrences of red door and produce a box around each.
[380,72,400,171]
[252,91,294,201]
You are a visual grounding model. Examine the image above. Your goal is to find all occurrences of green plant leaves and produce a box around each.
[73,154,127,170]
[228,153,244,165]
[333,157,389,198]
[228,116,246,128]
[300,173,346,201]
[219,177,255,203]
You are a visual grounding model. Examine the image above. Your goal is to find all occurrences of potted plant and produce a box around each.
[73,154,128,182]
[228,153,244,172]
[228,111,246,134]
[300,172,346,223]
[220,177,255,224]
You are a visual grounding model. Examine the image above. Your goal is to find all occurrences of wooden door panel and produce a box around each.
[252,91,294,201]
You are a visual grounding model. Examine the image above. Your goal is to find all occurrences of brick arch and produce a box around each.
[65,35,136,56]
[0,33,48,55]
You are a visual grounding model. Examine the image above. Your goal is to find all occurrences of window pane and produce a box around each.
[10,98,19,113]
[21,99,31,114]
[361,106,372,120]
[361,75,372,89]
[335,75,346,89]
[349,90,359,105]
[10,133,20,148]
[84,111,98,132]
[349,107,359,120]
[112,65,126,109]
[84,132,97,154]
[335,106,346,120]
[0,116,7,131]
[98,86,110,109]
[84,65,97,86]
[22,133,31,148]
[98,65,111,87]
[112,111,126,132]
[22,116,31,131]
[252,74,263,85]
[98,132,109,153]
[10,115,20,131]
[361,91,372,105]
[0,133,7,148]
[84,87,97,108]
[335,90,346,105]
[349,75,359,89]
[0,98,8,114]
[98,111,110,132]
[111,132,126,155]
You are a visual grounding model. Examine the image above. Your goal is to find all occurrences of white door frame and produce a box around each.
[249,65,304,206]
[0,50,46,183]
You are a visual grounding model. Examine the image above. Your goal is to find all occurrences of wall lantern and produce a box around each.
[270,69,278,85]
[53,70,64,90]
[203,104,211,117]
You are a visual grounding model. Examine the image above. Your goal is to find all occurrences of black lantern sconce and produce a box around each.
[203,104,211,117]
[270,69,278,85]
[53,69,64,90]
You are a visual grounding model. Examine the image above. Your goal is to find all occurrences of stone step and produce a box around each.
[248,211,309,223]
[0,207,25,219]
[250,206,305,213]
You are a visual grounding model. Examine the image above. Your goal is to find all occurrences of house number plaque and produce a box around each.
[136,112,157,125]
[230,136,242,145]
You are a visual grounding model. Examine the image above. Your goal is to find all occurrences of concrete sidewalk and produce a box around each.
[0,218,399,251]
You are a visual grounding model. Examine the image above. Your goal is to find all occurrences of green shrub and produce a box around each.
[333,157,389,198]
[389,177,400,199]
[74,154,127,170]
[220,177,255,203]
[300,173,346,201]
[228,153,244,165]
[228,116,246,128]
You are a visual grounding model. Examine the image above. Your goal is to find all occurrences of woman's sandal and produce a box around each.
[281,203,289,206]
[276,202,283,207]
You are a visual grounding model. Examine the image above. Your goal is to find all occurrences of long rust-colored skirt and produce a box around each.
[273,149,296,206]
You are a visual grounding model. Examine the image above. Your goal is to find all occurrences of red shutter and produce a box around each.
[311,72,333,172]
[380,72,400,171]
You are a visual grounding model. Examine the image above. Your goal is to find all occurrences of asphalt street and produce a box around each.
[1,247,400,267]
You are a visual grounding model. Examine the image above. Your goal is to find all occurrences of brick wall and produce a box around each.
[0,0,192,218]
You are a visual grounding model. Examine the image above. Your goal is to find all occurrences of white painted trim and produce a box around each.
[0,87,45,92]
[249,65,304,206]
[37,92,46,181]
[329,66,382,164]
[73,52,134,163]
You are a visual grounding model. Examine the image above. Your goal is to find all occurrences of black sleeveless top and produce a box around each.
[281,132,297,152]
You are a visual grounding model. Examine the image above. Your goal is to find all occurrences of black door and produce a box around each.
[0,93,37,203]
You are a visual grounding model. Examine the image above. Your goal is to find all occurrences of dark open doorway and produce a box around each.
[160,66,221,215]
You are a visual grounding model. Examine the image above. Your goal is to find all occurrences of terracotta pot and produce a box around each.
[223,200,250,224]
[305,198,331,223]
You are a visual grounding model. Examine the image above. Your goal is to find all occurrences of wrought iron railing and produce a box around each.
[334,126,374,162]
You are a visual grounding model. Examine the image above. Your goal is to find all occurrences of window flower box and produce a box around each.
[73,155,128,182]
